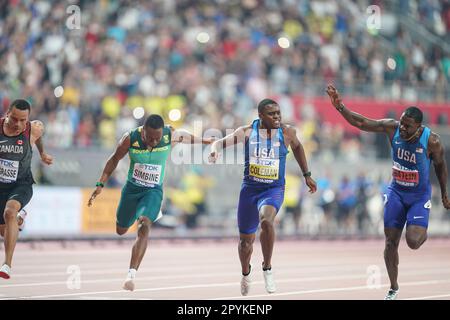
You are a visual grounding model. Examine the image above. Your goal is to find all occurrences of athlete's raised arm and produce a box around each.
[283,125,317,193]
[428,132,450,209]
[30,120,53,165]
[88,132,130,206]
[326,84,397,137]
[208,125,250,163]
[169,126,215,145]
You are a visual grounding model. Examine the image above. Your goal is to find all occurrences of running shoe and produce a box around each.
[0,264,11,279]
[263,268,276,294]
[384,289,399,300]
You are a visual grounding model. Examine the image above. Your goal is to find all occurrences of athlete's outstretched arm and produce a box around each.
[285,126,317,193]
[208,125,248,163]
[326,84,397,136]
[88,132,130,206]
[428,133,450,209]
[170,127,215,145]
[30,120,53,165]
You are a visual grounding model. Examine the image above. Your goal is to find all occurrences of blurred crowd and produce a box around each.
[394,0,450,39]
[0,0,449,150]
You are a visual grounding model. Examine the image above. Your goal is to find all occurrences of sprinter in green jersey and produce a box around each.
[88,114,213,291]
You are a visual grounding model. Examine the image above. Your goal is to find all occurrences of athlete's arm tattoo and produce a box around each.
[429,133,448,198]
[35,136,44,155]
[98,133,130,185]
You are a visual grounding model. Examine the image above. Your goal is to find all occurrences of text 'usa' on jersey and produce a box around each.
[390,126,431,194]
[0,119,34,186]
[243,119,289,187]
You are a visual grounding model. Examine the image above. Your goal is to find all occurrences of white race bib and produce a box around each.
[132,163,162,187]
[249,156,279,180]
[0,158,19,183]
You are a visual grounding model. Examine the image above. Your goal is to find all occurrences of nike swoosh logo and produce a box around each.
[394,141,402,145]
[413,216,424,219]
[0,140,8,143]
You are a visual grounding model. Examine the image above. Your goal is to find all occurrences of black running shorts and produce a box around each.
[0,184,33,225]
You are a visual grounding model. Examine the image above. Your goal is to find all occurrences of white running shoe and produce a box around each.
[123,269,136,291]
[384,289,399,300]
[17,209,27,232]
[263,269,276,294]
[0,264,11,279]
[123,277,135,291]
[240,274,251,296]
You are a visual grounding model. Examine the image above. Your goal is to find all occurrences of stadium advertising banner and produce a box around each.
[22,187,82,236]
[81,188,137,234]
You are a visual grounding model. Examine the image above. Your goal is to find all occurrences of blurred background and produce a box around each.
[1,0,450,240]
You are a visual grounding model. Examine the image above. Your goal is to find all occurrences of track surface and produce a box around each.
[1,238,450,300]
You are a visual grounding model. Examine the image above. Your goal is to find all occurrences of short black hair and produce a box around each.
[258,99,278,113]
[145,114,164,129]
[404,106,423,123]
[9,99,31,112]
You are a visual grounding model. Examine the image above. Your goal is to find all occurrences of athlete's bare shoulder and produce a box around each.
[281,124,297,136]
[119,131,131,146]
[230,124,251,138]
[428,131,442,149]
[30,120,45,140]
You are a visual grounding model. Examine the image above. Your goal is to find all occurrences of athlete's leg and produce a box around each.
[257,186,284,270]
[257,187,284,294]
[259,205,277,270]
[237,185,259,275]
[0,192,9,238]
[2,200,21,268]
[383,188,407,293]
[405,225,427,249]
[404,197,430,250]
[239,233,255,275]
[384,227,403,291]
[129,216,151,270]
[123,216,151,292]
[116,183,140,234]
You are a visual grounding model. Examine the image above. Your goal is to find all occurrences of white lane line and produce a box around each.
[2,264,450,288]
[7,259,450,279]
[402,293,450,300]
[0,271,237,288]
[1,282,238,299]
[3,271,450,300]
[212,279,450,300]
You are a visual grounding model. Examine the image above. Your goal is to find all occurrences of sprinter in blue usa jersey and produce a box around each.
[327,84,450,300]
[209,99,317,296]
